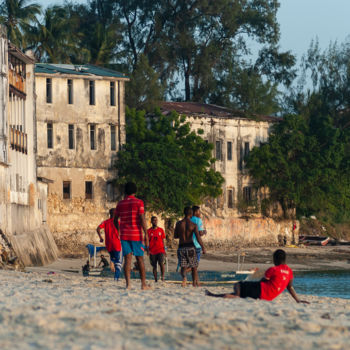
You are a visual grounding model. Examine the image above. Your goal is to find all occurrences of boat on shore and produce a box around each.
[299,236,330,246]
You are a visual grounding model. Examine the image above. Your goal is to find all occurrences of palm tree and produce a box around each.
[0,0,41,48]
[26,5,83,63]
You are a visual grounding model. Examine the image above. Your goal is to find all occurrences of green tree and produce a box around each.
[0,0,41,48]
[125,54,164,111]
[115,107,224,217]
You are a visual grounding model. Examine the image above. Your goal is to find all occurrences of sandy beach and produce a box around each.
[1,259,350,350]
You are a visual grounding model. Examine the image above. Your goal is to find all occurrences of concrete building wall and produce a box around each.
[0,28,58,266]
[35,72,127,251]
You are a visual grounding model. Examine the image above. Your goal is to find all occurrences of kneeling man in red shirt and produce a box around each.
[206,249,309,303]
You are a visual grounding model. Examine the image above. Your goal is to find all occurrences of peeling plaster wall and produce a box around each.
[35,74,126,249]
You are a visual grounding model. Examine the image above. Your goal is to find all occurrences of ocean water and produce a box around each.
[293,270,350,299]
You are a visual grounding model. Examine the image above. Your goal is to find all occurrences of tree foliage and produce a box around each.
[115,108,224,217]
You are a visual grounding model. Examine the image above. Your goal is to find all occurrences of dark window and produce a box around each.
[47,123,53,148]
[239,144,243,170]
[216,140,221,160]
[89,80,95,105]
[63,181,71,199]
[227,141,232,161]
[228,189,234,208]
[85,181,93,199]
[68,79,73,104]
[110,81,115,106]
[107,181,118,201]
[68,124,74,149]
[243,186,252,202]
[90,124,96,150]
[244,142,250,157]
[46,78,52,103]
[111,125,116,151]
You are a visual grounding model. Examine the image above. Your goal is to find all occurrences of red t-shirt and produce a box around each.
[98,218,121,252]
[260,264,293,301]
[115,195,145,241]
[147,227,166,255]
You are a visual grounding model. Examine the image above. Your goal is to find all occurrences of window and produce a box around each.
[47,123,53,149]
[68,124,74,149]
[243,186,252,202]
[107,181,118,201]
[227,141,232,161]
[90,124,96,150]
[63,181,71,199]
[111,125,116,151]
[215,140,221,160]
[238,144,243,170]
[46,78,52,103]
[67,79,73,104]
[244,142,250,157]
[228,189,234,208]
[85,181,93,199]
[110,81,116,106]
[89,80,95,105]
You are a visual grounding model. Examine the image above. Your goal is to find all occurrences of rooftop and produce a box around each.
[160,101,280,123]
[35,63,129,79]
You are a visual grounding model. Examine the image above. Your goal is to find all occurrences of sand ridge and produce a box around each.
[0,269,349,350]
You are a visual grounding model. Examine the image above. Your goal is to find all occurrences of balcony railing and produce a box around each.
[10,127,27,154]
[9,68,26,93]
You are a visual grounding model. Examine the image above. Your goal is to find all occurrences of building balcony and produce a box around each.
[9,68,26,94]
[10,127,27,154]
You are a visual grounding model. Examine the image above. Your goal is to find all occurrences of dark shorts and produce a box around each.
[177,245,198,268]
[237,281,261,299]
[150,253,165,268]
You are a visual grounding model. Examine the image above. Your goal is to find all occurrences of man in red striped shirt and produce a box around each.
[114,182,151,290]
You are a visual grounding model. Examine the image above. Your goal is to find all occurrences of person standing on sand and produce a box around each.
[191,206,207,264]
[96,209,122,280]
[205,249,309,303]
[147,216,166,282]
[114,182,151,290]
[174,207,206,287]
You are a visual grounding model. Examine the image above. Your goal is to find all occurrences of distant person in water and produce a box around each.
[96,208,122,280]
[147,216,166,282]
[174,207,206,287]
[206,249,309,303]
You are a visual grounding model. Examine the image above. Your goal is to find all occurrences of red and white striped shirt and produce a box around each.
[115,195,145,241]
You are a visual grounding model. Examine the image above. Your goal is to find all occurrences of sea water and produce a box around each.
[293,270,350,299]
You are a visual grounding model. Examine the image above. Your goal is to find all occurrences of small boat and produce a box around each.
[299,236,330,246]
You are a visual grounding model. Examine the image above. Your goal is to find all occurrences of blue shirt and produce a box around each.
[190,216,204,249]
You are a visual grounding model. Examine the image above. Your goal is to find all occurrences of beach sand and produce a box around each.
[0,267,349,350]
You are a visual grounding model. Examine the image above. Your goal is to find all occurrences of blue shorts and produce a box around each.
[196,248,201,262]
[121,240,145,257]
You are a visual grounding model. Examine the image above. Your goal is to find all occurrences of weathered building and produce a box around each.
[0,26,58,265]
[160,102,297,246]
[35,64,128,251]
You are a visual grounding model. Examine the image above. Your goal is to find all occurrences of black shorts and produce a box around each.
[150,253,165,268]
[237,281,261,299]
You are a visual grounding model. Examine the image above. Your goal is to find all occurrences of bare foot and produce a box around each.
[181,277,187,287]
[126,284,132,290]
[141,284,152,290]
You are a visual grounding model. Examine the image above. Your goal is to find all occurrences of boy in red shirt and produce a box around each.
[96,208,122,280]
[205,249,309,303]
[147,216,166,282]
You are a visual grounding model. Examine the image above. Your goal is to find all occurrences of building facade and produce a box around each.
[160,102,296,246]
[35,64,128,250]
[0,26,58,265]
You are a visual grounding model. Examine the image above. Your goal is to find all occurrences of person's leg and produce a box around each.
[110,251,122,281]
[159,255,165,282]
[205,282,241,298]
[153,266,158,282]
[124,253,132,289]
[181,267,187,287]
[136,256,151,290]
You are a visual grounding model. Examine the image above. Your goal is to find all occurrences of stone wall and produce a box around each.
[202,217,298,248]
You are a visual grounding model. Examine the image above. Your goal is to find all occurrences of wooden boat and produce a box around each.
[299,235,330,246]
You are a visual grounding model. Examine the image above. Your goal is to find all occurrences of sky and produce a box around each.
[37,0,350,61]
